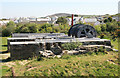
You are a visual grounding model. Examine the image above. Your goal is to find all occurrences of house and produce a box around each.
[97,16,103,21]
[81,18,102,26]
[66,17,82,25]
[30,17,51,24]
[18,17,29,23]
[83,18,97,23]
[94,21,101,26]
[29,17,36,21]
[112,16,119,21]
[73,17,81,24]
[0,20,10,26]
[50,16,58,24]
[66,18,72,25]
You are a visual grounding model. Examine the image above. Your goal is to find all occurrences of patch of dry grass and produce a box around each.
[1,51,119,76]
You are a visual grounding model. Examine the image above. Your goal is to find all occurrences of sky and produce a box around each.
[0,0,120,18]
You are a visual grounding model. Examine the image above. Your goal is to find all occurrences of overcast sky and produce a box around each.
[0,0,120,18]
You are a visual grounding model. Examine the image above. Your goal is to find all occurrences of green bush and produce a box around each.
[56,17,67,25]
[37,56,44,61]
[94,25,101,35]
[2,28,11,37]
[61,42,82,50]
[101,24,106,32]
[15,23,37,33]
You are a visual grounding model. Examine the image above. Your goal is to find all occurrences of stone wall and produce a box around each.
[10,44,40,60]
[8,39,35,52]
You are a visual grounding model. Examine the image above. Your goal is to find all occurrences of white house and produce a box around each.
[18,17,29,23]
[66,18,72,25]
[50,16,58,24]
[30,17,51,24]
[112,16,119,21]
[73,17,81,24]
[82,18,98,23]
[66,17,82,25]
[0,20,10,26]
[94,21,101,26]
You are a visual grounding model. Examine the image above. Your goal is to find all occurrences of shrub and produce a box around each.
[94,25,101,35]
[61,42,82,50]
[2,28,11,37]
[37,56,44,61]
[56,17,67,25]
[101,24,106,32]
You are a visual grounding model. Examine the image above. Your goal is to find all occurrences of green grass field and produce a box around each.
[0,37,8,51]
[1,37,119,77]
[111,39,118,50]
[1,52,119,76]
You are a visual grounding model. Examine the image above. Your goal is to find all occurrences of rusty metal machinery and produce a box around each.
[68,24,97,38]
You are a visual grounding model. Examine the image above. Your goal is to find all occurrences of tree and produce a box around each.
[6,21,15,27]
[15,23,38,33]
[104,19,109,23]
[56,17,67,25]
[20,27,30,33]
[101,24,106,32]
[2,28,11,37]
[106,22,115,32]
[117,21,120,26]
[28,23,37,33]
[94,25,101,34]
[6,21,16,34]
[38,23,54,33]
[15,23,23,33]
[46,27,53,33]
[2,21,16,36]
[108,17,112,22]
[0,27,2,36]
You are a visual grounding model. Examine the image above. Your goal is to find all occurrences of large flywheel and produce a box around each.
[68,24,97,38]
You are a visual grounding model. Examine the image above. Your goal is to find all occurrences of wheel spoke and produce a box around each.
[84,29,87,34]
[88,30,92,33]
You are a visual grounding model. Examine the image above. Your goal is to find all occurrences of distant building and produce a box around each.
[50,16,58,24]
[112,16,119,21]
[83,18,97,23]
[66,17,82,25]
[94,21,101,26]
[66,18,72,25]
[30,17,51,24]
[97,17,103,21]
[18,17,29,23]
[81,18,103,26]
[73,17,81,24]
[0,20,10,26]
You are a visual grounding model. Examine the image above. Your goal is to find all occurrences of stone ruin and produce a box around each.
[7,24,113,60]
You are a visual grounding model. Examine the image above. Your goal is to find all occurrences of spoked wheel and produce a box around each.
[68,24,97,38]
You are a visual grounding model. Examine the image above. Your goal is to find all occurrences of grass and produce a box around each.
[0,37,8,51]
[1,66,12,76]
[1,51,119,77]
[111,39,118,50]
[1,37,119,77]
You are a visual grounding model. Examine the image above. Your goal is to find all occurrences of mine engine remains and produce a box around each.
[7,23,112,60]
[68,24,97,38]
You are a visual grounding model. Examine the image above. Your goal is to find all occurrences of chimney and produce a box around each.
[71,14,74,26]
